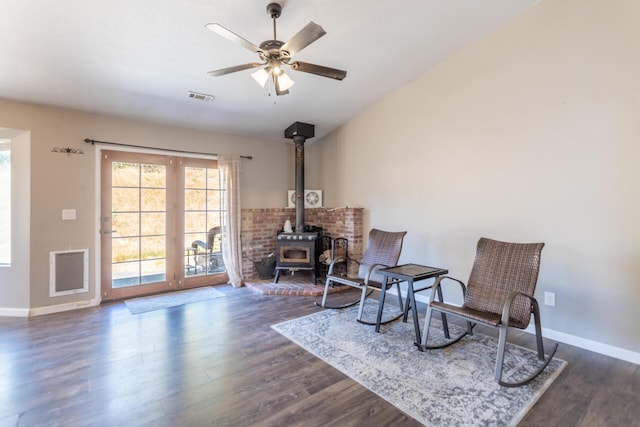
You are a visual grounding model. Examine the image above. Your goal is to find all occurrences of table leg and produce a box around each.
[436,284,451,339]
[375,277,389,332]
[402,286,411,323]
[407,279,422,345]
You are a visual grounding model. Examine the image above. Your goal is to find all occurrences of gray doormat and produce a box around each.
[124,287,225,314]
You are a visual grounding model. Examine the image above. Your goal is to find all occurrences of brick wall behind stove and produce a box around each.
[241,207,364,279]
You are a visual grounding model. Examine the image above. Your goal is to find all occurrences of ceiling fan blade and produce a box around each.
[281,22,326,57]
[208,63,265,77]
[290,61,347,81]
[205,23,262,54]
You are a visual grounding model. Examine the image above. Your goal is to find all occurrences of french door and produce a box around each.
[100,150,227,301]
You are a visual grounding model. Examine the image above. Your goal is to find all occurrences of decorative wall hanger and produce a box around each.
[52,147,84,155]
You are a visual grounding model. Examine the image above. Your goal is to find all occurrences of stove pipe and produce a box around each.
[284,122,315,232]
[293,135,305,231]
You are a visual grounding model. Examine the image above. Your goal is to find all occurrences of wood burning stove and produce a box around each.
[274,121,321,284]
[274,229,321,283]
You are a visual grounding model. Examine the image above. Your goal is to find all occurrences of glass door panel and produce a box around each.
[183,163,225,281]
[112,162,167,288]
[101,151,174,300]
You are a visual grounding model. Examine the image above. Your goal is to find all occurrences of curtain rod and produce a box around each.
[83,138,253,159]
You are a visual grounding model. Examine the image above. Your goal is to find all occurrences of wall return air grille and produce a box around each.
[49,249,89,297]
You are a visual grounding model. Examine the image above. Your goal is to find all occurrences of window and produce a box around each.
[0,140,10,265]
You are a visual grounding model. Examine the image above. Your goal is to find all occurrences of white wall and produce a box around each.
[310,0,640,356]
[0,129,30,314]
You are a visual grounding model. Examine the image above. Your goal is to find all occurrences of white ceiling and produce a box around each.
[0,0,539,142]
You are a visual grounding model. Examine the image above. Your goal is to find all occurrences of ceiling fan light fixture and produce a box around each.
[276,72,294,91]
[251,67,270,87]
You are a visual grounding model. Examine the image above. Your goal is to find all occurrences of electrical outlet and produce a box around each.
[544,291,555,307]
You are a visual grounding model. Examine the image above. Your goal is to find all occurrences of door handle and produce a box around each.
[101,230,118,234]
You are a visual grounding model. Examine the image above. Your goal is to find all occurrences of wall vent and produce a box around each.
[49,249,89,297]
[188,91,215,102]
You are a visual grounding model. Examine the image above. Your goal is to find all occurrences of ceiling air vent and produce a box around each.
[188,91,215,102]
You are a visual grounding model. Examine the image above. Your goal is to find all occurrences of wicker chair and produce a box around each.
[191,226,224,273]
[420,237,558,387]
[316,228,407,326]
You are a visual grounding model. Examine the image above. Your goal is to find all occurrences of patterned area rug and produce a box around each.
[245,273,351,296]
[272,304,566,426]
[124,286,225,314]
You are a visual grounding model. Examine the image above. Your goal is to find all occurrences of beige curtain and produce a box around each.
[218,153,244,287]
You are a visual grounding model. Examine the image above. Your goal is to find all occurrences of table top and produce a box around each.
[378,263,448,280]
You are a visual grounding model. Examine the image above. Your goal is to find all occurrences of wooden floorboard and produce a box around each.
[0,284,638,426]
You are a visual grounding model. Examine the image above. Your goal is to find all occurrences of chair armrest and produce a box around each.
[192,240,207,252]
[363,263,391,285]
[501,291,537,326]
[428,276,467,303]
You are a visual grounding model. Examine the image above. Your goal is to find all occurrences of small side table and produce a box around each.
[378,264,450,347]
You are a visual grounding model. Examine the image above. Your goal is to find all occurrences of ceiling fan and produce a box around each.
[206,2,347,96]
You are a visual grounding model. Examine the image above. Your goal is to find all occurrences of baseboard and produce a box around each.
[28,299,101,317]
[0,307,31,317]
[0,298,101,317]
[402,289,640,366]
[523,324,640,366]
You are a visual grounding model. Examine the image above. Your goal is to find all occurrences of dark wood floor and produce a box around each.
[1,284,639,426]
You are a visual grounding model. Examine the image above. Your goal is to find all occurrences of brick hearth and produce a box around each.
[241,207,364,280]
[244,273,352,296]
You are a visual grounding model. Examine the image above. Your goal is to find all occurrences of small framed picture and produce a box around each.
[287,190,296,208]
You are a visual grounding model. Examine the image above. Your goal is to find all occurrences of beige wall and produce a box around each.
[311,0,640,356]
[0,100,291,311]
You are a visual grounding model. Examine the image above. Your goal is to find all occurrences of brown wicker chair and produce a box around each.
[316,229,407,326]
[191,226,224,273]
[420,237,558,387]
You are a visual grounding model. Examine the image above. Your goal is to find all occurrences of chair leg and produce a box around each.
[419,304,435,351]
[419,307,472,351]
[320,277,332,307]
[532,301,546,361]
[494,324,509,383]
[356,285,369,321]
[314,277,367,309]
[496,302,559,387]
